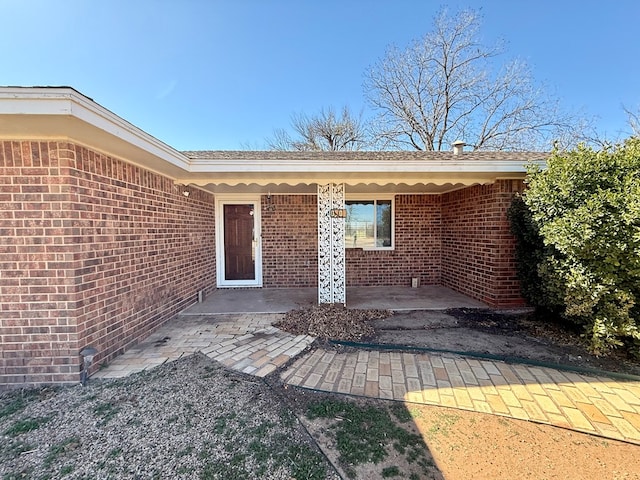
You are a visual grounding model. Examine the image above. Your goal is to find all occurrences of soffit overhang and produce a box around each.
[0,87,547,194]
[174,168,529,194]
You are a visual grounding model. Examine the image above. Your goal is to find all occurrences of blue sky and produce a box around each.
[3,0,639,150]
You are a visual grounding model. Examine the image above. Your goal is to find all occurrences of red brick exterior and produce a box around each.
[346,194,442,287]
[261,195,318,287]
[441,180,525,307]
[0,141,216,388]
[260,193,444,289]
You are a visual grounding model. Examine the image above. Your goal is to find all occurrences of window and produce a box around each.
[345,198,393,249]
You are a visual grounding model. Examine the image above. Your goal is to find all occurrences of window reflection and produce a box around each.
[345,199,393,249]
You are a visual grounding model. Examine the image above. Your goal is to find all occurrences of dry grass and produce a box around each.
[0,354,338,480]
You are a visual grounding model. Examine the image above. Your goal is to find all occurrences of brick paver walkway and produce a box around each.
[94,314,640,445]
[281,349,640,445]
[92,314,314,379]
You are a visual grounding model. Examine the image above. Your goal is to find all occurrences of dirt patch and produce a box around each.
[407,401,640,480]
[371,308,640,376]
[277,383,640,480]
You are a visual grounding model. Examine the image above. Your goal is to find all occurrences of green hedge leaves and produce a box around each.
[509,138,640,355]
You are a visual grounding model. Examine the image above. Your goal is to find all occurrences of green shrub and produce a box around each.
[514,138,640,355]
[508,196,562,313]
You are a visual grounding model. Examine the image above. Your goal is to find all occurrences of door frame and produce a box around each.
[215,195,263,287]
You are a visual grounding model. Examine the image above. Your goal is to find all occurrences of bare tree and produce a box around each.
[267,106,370,151]
[624,105,640,136]
[364,8,585,151]
[578,105,640,149]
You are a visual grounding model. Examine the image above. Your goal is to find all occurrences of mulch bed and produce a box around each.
[274,304,391,342]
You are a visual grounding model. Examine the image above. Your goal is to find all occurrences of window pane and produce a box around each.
[376,200,392,247]
[346,201,375,248]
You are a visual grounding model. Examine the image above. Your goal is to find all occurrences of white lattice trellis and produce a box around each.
[317,183,345,304]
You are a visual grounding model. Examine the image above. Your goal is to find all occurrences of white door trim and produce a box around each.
[215,195,263,287]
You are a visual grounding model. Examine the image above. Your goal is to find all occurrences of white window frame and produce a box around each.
[345,195,395,251]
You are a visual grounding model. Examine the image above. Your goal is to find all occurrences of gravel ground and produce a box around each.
[0,354,339,480]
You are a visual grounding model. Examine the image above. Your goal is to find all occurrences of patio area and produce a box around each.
[92,287,640,445]
[92,285,487,381]
[181,285,488,315]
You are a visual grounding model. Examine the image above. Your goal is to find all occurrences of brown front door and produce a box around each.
[223,204,255,280]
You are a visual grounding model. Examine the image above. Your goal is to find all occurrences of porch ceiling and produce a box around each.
[176,178,524,195]
[182,182,470,195]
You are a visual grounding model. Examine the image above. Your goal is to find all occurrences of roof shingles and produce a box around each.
[182,150,548,162]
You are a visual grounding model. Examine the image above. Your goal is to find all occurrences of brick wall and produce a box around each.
[258,189,523,304]
[346,194,442,287]
[1,141,216,388]
[261,195,317,287]
[441,180,524,307]
[259,193,442,288]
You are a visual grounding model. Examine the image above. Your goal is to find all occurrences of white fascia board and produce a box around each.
[186,158,538,174]
[0,87,191,171]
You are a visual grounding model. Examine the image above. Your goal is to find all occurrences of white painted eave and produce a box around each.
[185,157,536,173]
[0,87,191,177]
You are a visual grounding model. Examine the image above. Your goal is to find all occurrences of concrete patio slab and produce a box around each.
[347,286,487,310]
[182,288,316,314]
[180,285,487,315]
